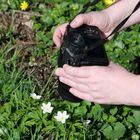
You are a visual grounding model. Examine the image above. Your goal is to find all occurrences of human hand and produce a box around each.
[55,62,140,106]
[53,0,140,47]
[53,11,113,47]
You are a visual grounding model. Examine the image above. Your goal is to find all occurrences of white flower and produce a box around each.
[41,102,54,114]
[30,93,41,100]
[54,111,69,124]
[86,119,91,125]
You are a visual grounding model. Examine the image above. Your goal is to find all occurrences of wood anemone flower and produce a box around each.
[30,93,41,100]
[41,102,54,114]
[54,111,69,124]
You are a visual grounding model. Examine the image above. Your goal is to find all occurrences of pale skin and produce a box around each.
[53,0,140,106]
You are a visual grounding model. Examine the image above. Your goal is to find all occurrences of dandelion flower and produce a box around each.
[41,102,54,114]
[54,111,69,124]
[30,93,41,100]
[20,1,29,11]
[104,0,116,6]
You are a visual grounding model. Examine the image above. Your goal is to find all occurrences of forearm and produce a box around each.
[104,0,140,30]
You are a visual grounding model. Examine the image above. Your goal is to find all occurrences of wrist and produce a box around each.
[103,0,140,31]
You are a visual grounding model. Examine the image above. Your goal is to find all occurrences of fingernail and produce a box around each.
[70,18,78,28]
[56,44,60,47]
[70,22,75,28]
[57,43,61,47]
[59,77,64,82]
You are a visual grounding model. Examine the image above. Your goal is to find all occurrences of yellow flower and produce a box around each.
[103,0,116,6]
[20,1,29,11]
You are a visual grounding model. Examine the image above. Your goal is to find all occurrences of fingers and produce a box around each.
[59,77,88,92]
[55,65,90,78]
[63,64,90,78]
[70,13,91,28]
[70,88,107,104]
[69,88,93,101]
[56,68,88,84]
[53,23,68,47]
[53,14,90,47]
[53,13,92,46]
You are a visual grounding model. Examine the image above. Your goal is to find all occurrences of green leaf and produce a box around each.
[102,113,108,121]
[33,23,42,31]
[102,122,126,139]
[74,106,87,116]
[25,120,37,126]
[87,104,103,121]
[81,100,91,107]
[73,123,84,129]
[132,109,140,126]
[42,14,54,26]
[107,115,117,123]
[110,107,118,115]
[42,125,55,134]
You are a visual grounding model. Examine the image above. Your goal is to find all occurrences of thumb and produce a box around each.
[70,14,91,28]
